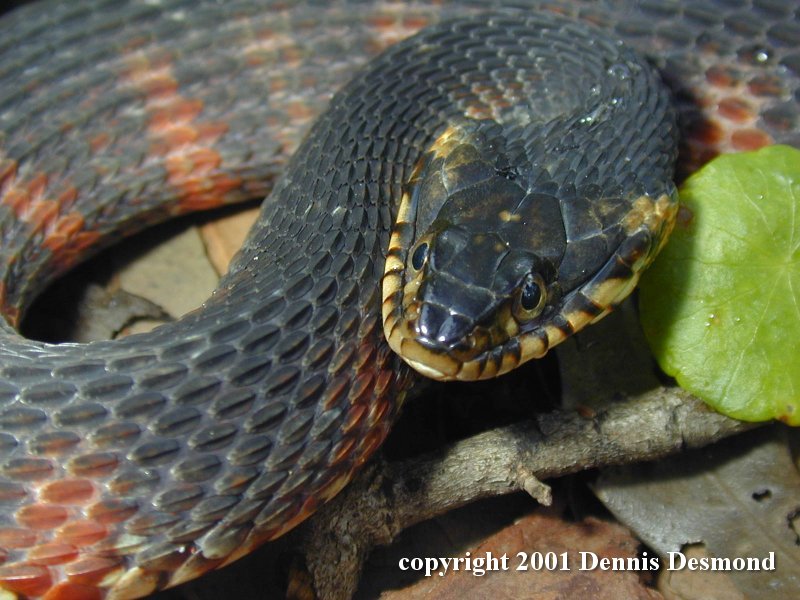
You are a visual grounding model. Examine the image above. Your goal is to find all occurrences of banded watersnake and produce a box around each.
[0,1,798,598]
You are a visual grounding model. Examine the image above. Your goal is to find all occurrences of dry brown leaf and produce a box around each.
[594,427,800,599]
[198,206,260,274]
[381,510,661,600]
[114,225,218,319]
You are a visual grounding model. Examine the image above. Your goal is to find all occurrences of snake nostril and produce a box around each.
[414,303,472,348]
[437,313,472,346]
[415,303,444,340]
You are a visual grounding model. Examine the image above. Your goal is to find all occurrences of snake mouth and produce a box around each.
[383,298,524,381]
[383,317,529,381]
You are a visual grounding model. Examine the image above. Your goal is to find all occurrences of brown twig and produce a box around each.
[302,387,756,599]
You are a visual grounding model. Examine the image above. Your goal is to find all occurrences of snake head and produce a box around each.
[382,119,677,381]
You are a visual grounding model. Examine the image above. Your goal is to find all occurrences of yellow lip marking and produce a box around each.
[399,337,459,377]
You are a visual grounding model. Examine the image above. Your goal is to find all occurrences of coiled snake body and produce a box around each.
[0,1,797,598]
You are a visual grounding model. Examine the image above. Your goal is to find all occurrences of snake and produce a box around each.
[0,0,797,598]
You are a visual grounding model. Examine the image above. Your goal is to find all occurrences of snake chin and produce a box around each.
[384,311,549,382]
[401,355,450,381]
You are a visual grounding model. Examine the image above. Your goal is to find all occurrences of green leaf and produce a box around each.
[639,145,800,425]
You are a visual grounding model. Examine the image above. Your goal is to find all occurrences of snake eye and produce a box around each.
[411,242,429,271]
[513,273,546,321]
